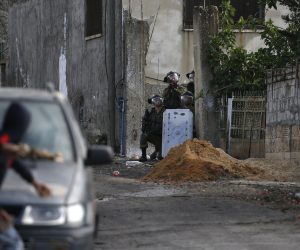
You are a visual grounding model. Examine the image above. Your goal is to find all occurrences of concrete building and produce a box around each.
[123,0,290,86]
[5,0,150,158]
[7,0,123,148]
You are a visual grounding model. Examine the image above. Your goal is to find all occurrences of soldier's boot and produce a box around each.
[139,148,147,162]
[150,151,157,160]
[157,149,163,160]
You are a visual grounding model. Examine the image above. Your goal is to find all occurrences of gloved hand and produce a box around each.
[32,180,51,198]
[0,209,13,232]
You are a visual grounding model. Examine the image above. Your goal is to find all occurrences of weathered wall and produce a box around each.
[114,0,125,153]
[0,1,29,47]
[0,0,35,87]
[8,0,65,88]
[7,0,122,147]
[193,6,219,146]
[266,66,300,159]
[124,16,149,157]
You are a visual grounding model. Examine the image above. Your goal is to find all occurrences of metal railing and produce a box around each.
[217,91,266,158]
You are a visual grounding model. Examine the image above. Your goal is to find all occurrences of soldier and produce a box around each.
[139,95,165,162]
[186,70,195,95]
[180,91,194,113]
[162,71,186,109]
[181,91,196,138]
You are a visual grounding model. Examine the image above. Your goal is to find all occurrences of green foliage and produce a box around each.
[260,0,300,57]
[207,0,299,95]
[260,20,296,65]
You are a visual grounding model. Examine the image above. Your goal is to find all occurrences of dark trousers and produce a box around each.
[140,132,162,151]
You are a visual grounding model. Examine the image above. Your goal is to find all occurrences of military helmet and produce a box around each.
[180,91,194,106]
[163,71,180,84]
[186,70,195,81]
[148,94,163,107]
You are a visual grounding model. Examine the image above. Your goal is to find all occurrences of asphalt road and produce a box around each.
[93,163,300,250]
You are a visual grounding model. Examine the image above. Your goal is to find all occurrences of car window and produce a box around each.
[0,100,74,162]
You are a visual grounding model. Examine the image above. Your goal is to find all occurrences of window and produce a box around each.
[85,0,103,38]
[230,0,265,23]
[0,101,75,162]
[183,0,265,30]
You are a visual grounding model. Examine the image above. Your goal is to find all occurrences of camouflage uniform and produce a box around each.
[186,81,195,95]
[182,103,194,115]
[140,106,165,153]
[163,85,186,109]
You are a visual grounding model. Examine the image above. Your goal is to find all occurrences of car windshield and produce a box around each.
[0,100,74,162]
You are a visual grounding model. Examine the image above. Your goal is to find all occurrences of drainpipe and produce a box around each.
[118,9,127,157]
[118,97,126,156]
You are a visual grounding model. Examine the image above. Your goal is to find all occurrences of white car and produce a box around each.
[0,88,113,250]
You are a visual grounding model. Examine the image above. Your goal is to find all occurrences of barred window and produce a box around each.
[85,0,103,37]
[183,0,265,30]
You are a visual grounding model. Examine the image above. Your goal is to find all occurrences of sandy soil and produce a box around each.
[143,139,285,183]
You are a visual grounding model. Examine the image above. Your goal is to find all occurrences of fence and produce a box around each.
[217,91,266,159]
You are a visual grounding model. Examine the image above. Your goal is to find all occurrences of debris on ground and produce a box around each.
[126,161,143,167]
[143,139,277,183]
[112,170,120,177]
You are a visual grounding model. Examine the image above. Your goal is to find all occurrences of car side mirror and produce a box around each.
[85,145,114,166]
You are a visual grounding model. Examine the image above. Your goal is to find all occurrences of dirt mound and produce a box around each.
[143,139,271,183]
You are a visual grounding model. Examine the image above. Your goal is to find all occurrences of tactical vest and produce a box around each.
[163,86,182,109]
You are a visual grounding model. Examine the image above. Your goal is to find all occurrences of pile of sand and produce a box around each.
[143,139,271,183]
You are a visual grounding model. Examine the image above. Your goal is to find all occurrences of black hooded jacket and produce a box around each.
[0,102,34,188]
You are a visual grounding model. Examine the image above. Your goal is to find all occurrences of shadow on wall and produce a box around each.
[71,91,108,145]
[86,132,108,145]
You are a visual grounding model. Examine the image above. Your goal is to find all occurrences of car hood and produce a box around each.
[0,161,77,206]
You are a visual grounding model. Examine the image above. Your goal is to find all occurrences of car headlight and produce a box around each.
[22,204,85,226]
[66,204,85,224]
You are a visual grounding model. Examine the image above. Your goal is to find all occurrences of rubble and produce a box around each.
[143,139,273,183]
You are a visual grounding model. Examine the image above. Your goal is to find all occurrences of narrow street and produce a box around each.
[93,161,300,250]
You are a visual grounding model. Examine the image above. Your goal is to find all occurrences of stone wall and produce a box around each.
[266,66,300,159]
